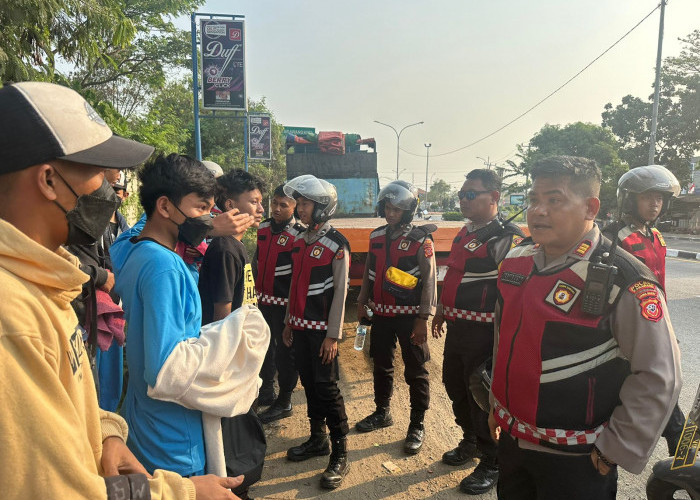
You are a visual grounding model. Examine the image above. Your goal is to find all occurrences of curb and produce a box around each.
[667,248,700,261]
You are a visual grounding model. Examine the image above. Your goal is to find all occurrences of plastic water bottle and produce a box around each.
[354,324,368,351]
[354,306,373,351]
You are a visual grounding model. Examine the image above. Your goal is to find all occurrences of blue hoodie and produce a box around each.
[110,229,205,476]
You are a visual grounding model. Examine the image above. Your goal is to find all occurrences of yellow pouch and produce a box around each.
[383,266,419,299]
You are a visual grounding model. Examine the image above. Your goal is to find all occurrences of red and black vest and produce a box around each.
[255,218,304,306]
[367,224,432,317]
[287,228,349,331]
[618,225,666,290]
[491,238,656,453]
[441,222,522,323]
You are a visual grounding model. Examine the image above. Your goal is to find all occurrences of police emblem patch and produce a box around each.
[277,234,289,246]
[424,240,433,258]
[335,248,345,260]
[628,281,655,294]
[640,296,663,322]
[465,239,483,252]
[310,246,324,259]
[398,240,411,251]
[574,240,592,258]
[545,280,581,313]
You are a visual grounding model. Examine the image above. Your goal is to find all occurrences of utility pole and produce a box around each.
[374,120,424,179]
[648,0,666,165]
[477,156,493,170]
[424,143,431,210]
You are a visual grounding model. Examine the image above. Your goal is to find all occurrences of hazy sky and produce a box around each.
[178,1,700,190]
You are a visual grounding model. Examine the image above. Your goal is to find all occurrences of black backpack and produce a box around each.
[221,408,267,495]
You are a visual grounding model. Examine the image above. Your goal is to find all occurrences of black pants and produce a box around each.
[292,329,349,439]
[369,314,430,412]
[497,434,617,500]
[442,319,497,459]
[259,304,298,394]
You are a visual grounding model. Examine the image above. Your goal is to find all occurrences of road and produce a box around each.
[253,258,700,500]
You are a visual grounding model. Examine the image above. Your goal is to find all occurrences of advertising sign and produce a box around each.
[200,19,246,110]
[249,114,272,161]
[509,193,526,206]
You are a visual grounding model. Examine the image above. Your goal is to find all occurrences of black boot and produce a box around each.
[257,383,277,407]
[287,420,330,462]
[442,438,478,466]
[320,436,350,490]
[404,409,425,455]
[258,393,293,424]
[355,407,393,432]
[459,457,498,495]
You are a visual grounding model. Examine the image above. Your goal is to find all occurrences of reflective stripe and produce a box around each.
[443,306,494,323]
[494,399,605,447]
[257,293,288,306]
[460,270,499,284]
[540,341,621,383]
[289,315,327,330]
[374,303,420,315]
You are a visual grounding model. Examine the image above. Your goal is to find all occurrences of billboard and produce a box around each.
[249,114,272,161]
[200,19,246,110]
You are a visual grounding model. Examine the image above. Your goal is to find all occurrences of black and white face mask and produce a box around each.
[53,170,121,246]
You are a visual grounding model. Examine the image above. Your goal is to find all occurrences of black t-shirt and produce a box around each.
[199,236,257,325]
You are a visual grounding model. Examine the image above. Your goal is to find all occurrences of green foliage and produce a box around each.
[603,29,700,185]
[508,122,628,216]
[441,211,464,221]
[428,179,456,210]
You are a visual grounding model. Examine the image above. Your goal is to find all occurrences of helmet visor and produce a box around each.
[378,182,418,211]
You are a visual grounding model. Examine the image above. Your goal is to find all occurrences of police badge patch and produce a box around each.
[465,239,483,252]
[398,240,411,251]
[545,280,581,313]
[310,246,324,259]
[277,234,289,246]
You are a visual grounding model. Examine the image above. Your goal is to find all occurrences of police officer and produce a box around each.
[281,175,351,490]
[432,169,524,494]
[489,156,681,499]
[606,164,684,455]
[356,180,437,454]
[255,185,305,423]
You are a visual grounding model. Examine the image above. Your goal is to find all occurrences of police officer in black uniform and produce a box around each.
[356,180,437,454]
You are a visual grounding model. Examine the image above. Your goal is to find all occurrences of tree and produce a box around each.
[0,0,134,82]
[428,179,455,210]
[602,29,700,185]
[507,122,628,216]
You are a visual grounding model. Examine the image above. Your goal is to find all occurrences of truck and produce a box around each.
[285,129,463,285]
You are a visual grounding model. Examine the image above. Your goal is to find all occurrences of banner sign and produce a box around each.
[249,114,272,161]
[200,19,246,110]
[283,126,315,136]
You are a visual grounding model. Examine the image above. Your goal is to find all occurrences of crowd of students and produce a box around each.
[0,81,686,500]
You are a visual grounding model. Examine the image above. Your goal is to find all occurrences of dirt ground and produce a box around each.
[251,290,498,500]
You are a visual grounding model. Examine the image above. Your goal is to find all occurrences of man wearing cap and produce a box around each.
[0,81,243,499]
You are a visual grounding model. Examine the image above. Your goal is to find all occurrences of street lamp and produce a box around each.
[374,120,424,179]
[424,143,431,210]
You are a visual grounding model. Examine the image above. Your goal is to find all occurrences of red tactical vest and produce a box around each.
[618,225,666,290]
[255,218,304,306]
[491,241,646,453]
[367,225,430,317]
[287,228,349,331]
[441,223,522,323]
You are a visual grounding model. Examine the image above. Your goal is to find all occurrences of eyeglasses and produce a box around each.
[458,190,490,200]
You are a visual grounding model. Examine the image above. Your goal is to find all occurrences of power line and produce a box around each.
[399,3,662,159]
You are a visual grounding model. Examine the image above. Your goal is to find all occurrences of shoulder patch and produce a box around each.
[335,248,345,260]
[639,293,663,322]
[511,236,524,248]
[574,240,592,258]
[654,230,666,247]
[628,280,656,295]
[423,239,434,257]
